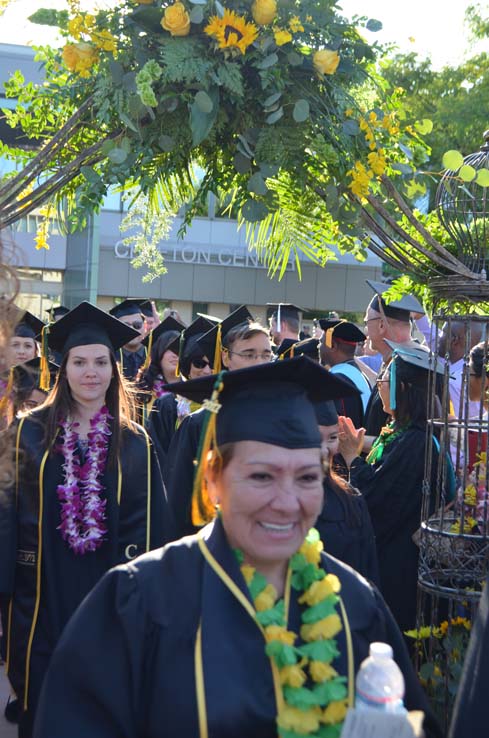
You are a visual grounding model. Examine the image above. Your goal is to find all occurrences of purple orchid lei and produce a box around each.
[56,406,112,554]
[153,378,170,399]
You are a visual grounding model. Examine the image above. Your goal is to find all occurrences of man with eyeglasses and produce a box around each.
[362,281,427,442]
[109,299,150,380]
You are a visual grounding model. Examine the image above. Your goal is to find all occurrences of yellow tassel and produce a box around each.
[325,320,346,348]
[212,323,222,374]
[39,325,51,392]
[142,332,153,371]
[191,375,224,526]
[0,367,14,415]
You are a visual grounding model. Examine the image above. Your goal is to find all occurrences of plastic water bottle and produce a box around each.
[355,642,407,713]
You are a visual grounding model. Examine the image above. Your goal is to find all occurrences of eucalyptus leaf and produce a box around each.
[259,163,280,178]
[215,0,225,16]
[158,135,175,152]
[195,90,214,114]
[108,148,128,164]
[189,0,206,4]
[342,119,360,136]
[414,118,433,135]
[257,53,278,70]
[287,51,303,66]
[129,6,165,33]
[237,134,254,157]
[190,87,219,146]
[241,198,269,222]
[189,6,204,23]
[266,107,284,124]
[293,99,310,123]
[108,60,124,85]
[101,140,116,155]
[366,18,382,32]
[263,91,282,108]
[476,168,489,187]
[391,162,414,175]
[162,97,179,112]
[247,173,268,196]
[80,166,101,184]
[399,142,414,160]
[442,150,464,171]
[459,164,476,182]
[233,152,252,174]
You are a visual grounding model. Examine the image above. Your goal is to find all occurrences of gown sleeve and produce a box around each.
[147,396,177,474]
[33,566,152,738]
[164,413,203,539]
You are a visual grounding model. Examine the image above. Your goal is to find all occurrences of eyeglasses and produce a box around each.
[191,358,210,369]
[364,317,381,328]
[226,350,273,361]
[126,320,144,330]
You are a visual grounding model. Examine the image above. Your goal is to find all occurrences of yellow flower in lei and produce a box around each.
[251,0,277,25]
[161,2,191,37]
[205,9,258,54]
[274,28,293,46]
[236,528,348,738]
[313,49,340,76]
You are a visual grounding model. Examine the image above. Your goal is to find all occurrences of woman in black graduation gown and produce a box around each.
[314,401,380,585]
[0,302,173,738]
[34,358,441,738]
[337,342,444,633]
[135,315,185,427]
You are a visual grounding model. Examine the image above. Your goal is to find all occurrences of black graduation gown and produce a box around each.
[315,481,380,586]
[147,393,178,472]
[364,384,389,438]
[119,347,146,381]
[348,426,438,633]
[164,408,206,538]
[448,575,489,738]
[0,408,174,733]
[332,370,365,428]
[34,517,442,738]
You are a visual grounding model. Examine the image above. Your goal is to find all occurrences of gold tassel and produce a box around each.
[39,325,51,392]
[0,367,14,416]
[191,375,225,526]
[212,323,222,374]
[175,331,185,378]
[142,332,153,371]
[325,319,346,348]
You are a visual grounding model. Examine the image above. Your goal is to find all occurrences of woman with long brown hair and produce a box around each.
[0,302,173,738]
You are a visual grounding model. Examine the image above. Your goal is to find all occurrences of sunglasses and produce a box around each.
[192,358,210,369]
[127,320,144,330]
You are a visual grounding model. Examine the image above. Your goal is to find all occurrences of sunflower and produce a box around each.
[204,9,258,54]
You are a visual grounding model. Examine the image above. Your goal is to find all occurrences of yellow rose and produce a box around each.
[301,614,342,642]
[299,574,340,606]
[278,705,321,733]
[161,2,190,36]
[280,664,307,688]
[274,29,292,46]
[309,661,337,683]
[264,625,296,645]
[251,0,277,25]
[62,42,98,78]
[313,49,340,76]
[255,583,277,611]
[322,699,348,724]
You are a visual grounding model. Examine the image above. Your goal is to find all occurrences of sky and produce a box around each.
[0,0,485,69]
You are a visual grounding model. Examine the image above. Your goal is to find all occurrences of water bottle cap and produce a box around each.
[369,642,393,659]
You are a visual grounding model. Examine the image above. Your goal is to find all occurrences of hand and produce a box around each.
[338,416,365,467]
[151,301,161,326]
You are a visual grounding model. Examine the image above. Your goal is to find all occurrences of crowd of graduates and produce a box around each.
[0,285,487,738]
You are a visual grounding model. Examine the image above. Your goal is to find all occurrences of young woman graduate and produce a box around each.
[337,342,446,633]
[0,302,173,738]
[33,357,442,738]
[146,314,215,470]
[314,400,380,585]
[8,357,59,422]
[7,310,44,367]
[135,314,186,427]
[162,306,273,538]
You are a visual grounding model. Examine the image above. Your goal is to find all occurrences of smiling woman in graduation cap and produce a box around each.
[0,302,174,738]
[33,356,441,738]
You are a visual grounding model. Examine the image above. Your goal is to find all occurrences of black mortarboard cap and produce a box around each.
[142,315,186,349]
[319,319,366,347]
[165,356,358,447]
[139,301,153,318]
[13,309,44,339]
[314,400,339,427]
[47,302,140,356]
[367,280,425,321]
[46,305,70,321]
[285,337,320,362]
[13,357,58,393]
[276,337,297,359]
[167,316,215,378]
[109,298,148,319]
[196,312,221,325]
[267,303,303,332]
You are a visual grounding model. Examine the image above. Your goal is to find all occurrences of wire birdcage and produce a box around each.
[435,131,489,274]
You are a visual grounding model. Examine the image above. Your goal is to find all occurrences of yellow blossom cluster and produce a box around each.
[367,148,387,177]
[347,161,373,200]
[63,11,117,75]
[289,15,304,32]
[62,42,99,78]
[34,205,52,251]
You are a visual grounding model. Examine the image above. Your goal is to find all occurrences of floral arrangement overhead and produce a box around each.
[4,0,487,289]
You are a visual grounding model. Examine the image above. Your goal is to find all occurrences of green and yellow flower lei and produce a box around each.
[235,528,348,738]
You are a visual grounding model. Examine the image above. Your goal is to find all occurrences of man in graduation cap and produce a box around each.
[362,280,427,440]
[139,300,160,333]
[109,299,149,380]
[267,303,302,358]
[319,319,372,427]
[163,306,273,539]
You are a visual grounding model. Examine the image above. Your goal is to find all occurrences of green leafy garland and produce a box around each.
[365,421,407,465]
[235,528,349,738]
